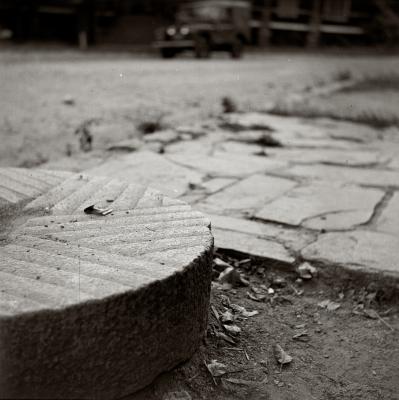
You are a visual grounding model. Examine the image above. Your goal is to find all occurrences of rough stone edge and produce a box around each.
[0,234,213,400]
[302,258,399,301]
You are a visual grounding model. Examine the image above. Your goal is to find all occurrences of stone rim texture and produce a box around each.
[0,168,213,399]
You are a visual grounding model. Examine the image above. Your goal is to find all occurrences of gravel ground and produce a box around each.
[1,50,399,167]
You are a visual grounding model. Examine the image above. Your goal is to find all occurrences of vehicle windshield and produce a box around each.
[177,4,230,23]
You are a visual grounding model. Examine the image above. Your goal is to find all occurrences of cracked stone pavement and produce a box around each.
[41,112,399,289]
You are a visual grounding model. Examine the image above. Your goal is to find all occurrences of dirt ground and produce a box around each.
[1,50,399,400]
[1,216,398,400]
[126,252,399,400]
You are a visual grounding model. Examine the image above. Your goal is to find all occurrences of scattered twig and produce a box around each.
[375,311,395,331]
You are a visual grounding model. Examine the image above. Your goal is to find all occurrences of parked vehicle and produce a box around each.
[154,0,251,59]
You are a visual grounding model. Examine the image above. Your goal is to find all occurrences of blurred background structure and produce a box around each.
[0,0,398,50]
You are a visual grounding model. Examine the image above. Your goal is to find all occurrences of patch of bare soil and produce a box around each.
[126,253,399,400]
[270,73,399,129]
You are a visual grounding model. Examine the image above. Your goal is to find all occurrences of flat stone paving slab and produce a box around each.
[213,228,294,266]
[256,182,384,231]
[266,148,385,168]
[166,152,286,178]
[86,151,204,198]
[281,164,399,188]
[301,230,399,280]
[203,174,297,215]
[0,168,213,399]
[208,214,315,252]
[374,192,399,236]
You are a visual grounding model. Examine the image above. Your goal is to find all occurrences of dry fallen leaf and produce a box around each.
[215,331,236,344]
[297,262,317,280]
[223,377,257,386]
[219,267,248,287]
[292,330,309,342]
[318,299,341,311]
[206,360,227,377]
[247,292,266,302]
[242,309,259,317]
[273,344,293,365]
[223,324,241,336]
[163,390,192,400]
[229,303,259,317]
[251,286,264,295]
[220,310,234,323]
[213,257,232,272]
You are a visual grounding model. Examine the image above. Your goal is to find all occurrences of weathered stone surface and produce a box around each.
[0,167,72,204]
[388,153,399,170]
[319,119,381,143]
[216,141,265,155]
[143,129,180,144]
[213,228,294,265]
[107,138,144,152]
[39,152,107,173]
[222,113,377,147]
[0,168,213,399]
[375,192,399,235]
[200,178,237,194]
[267,148,385,167]
[276,135,360,150]
[256,182,384,230]
[280,164,399,188]
[86,151,204,198]
[178,192,206,205]
[221,112,307,134]
[167,152,286,178]
[381,126,399,143]
[301,230,399,276]
[165,139,213,155]
[221,112,274,131]
[204,174,296,214]
[209,214,315,252]
[175,124,207,139]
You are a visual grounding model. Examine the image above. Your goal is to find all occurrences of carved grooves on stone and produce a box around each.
[0,169,213,399]
[1,173,212,315]
[25,173,185,214]
[0,168,72,204]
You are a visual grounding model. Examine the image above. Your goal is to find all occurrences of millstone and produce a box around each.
[0,168,213,399]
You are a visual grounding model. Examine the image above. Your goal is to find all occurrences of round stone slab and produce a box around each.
[0,169,213,399]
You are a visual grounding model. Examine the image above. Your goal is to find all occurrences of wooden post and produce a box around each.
[78,31,88,50]
[259,0,272,47]
[77,0,95,50]
[307,0,321,48]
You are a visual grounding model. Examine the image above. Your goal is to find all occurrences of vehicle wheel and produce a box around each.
[194,37,210,59]
[161,49,176,59]
[230,38,243,59]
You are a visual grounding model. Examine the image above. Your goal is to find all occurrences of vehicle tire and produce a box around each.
[161,49,176,59]
[194,37,210,59]
[230,37,243,59]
